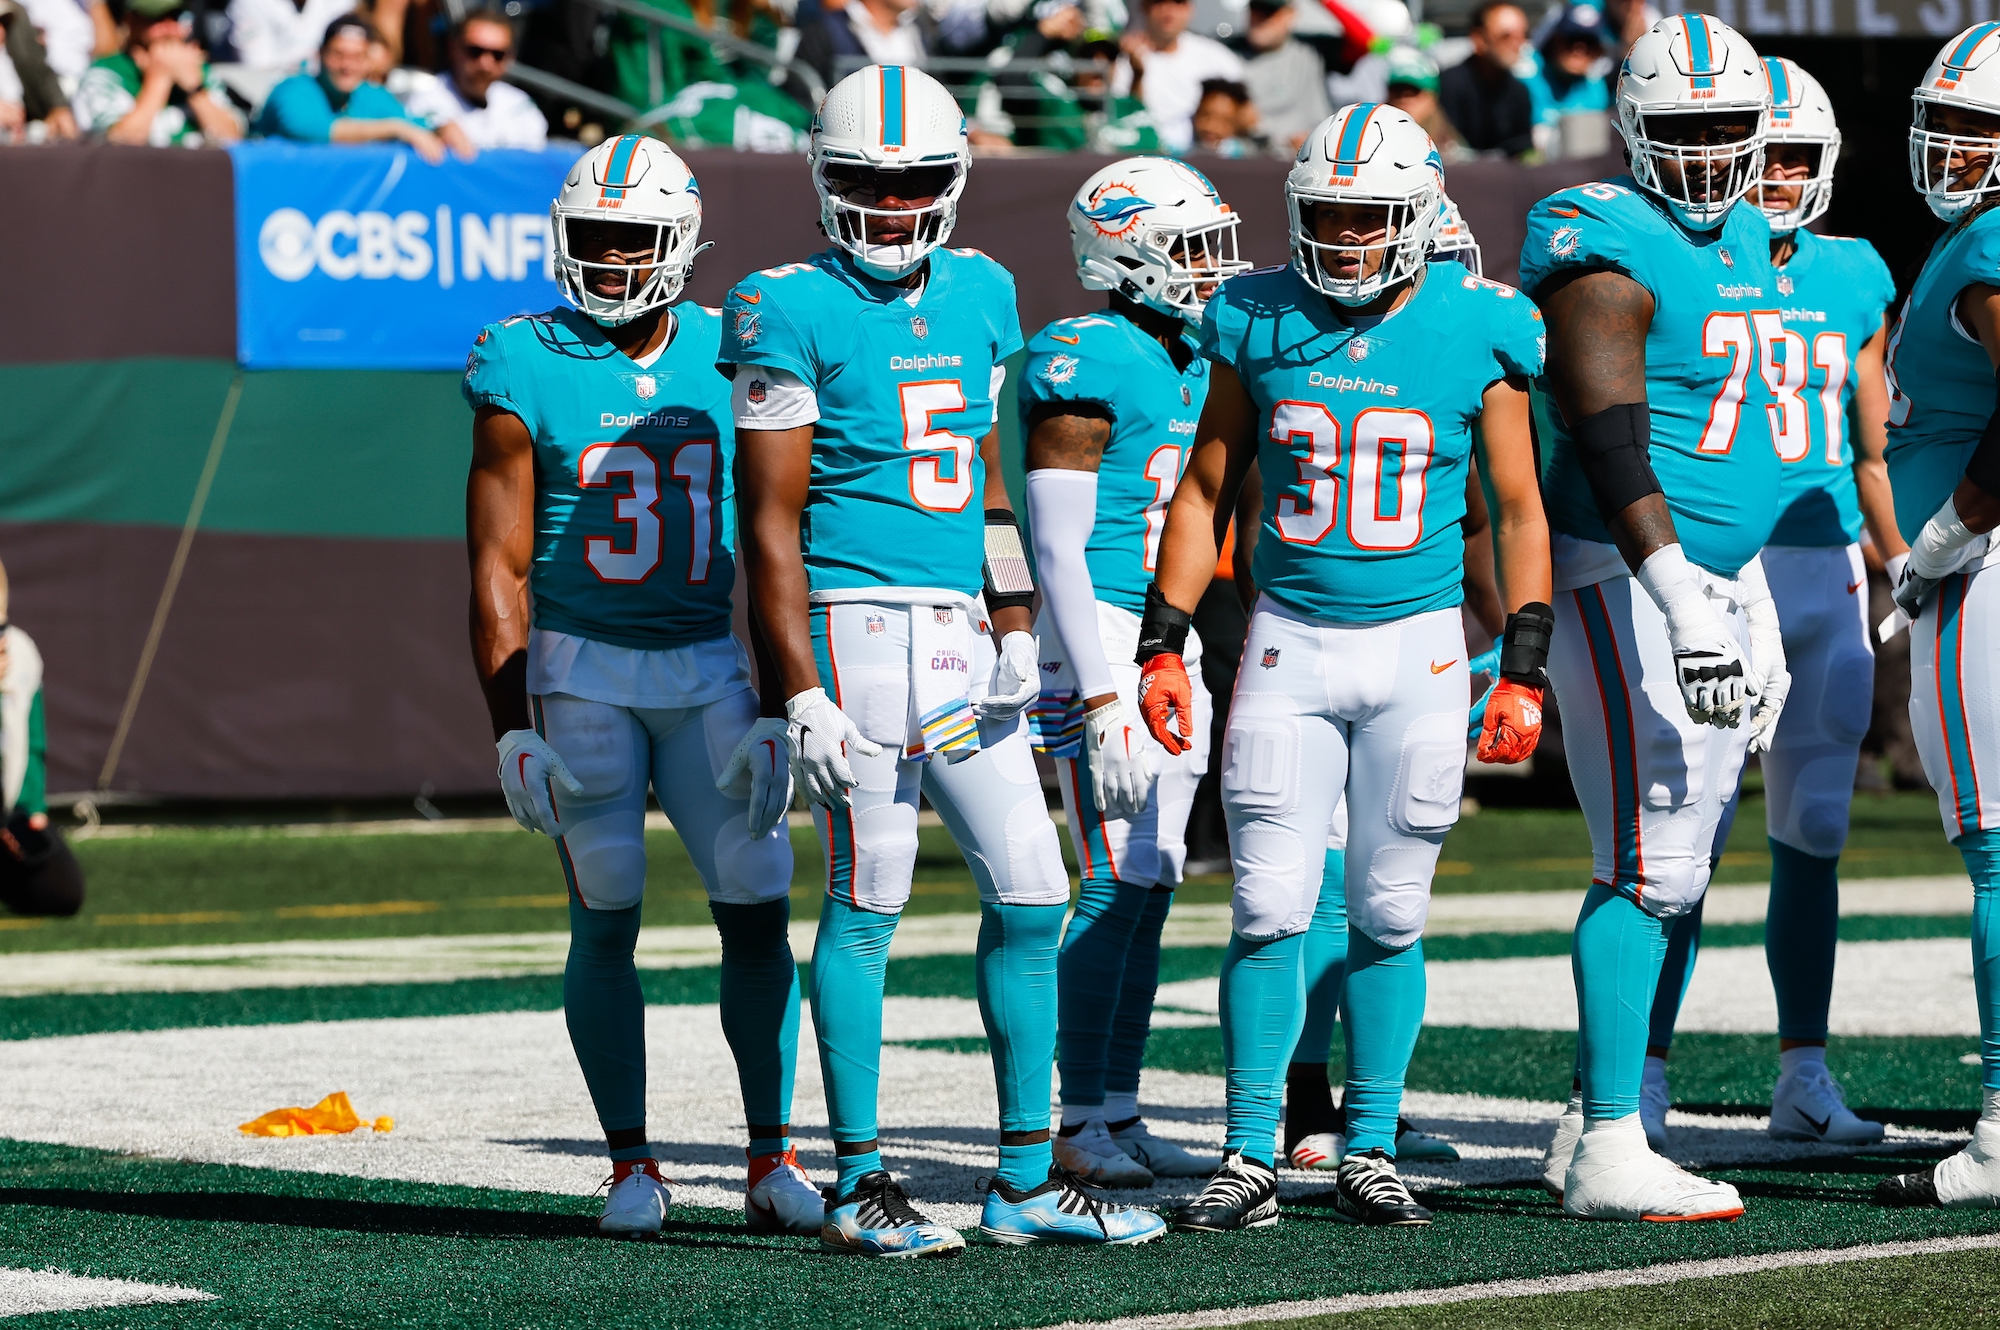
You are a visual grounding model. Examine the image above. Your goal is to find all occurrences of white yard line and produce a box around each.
[0,1268,213,1318]
[1042,1232,2000,1330]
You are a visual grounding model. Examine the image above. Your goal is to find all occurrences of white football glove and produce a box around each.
[1738,556,1790,755]
[785,687,882,810]
[716,716,795,839]
[1082,697,1155,819]
[1895,498,1986,622]
[1636,545,1751,728]
[497,728,585,837]
[972,630,1040,721]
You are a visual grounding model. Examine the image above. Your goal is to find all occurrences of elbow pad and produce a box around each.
[1573,401,1663,520]
[1966,370,2000,500]
[1499,602,1555,686]
[1136,583,1191,663]
[983,509,1036,614]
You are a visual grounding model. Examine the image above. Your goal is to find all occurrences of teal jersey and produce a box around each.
[1768,231,1896,547]
[1016,310,1207,614]
[1520,178,1782,577]
[1884,208,2000,544]
[719,247,1024,596]
[1199,261,1545,624]
[462,304,737,651]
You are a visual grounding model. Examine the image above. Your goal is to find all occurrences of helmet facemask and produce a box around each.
[1100,214,1249,324]
[1910,99,2000,223]
[1758,138,1836,233]
[814,157,967,281]
[1290,191,1439,307]
[553,213,701,327]
[1626,109,1766,231]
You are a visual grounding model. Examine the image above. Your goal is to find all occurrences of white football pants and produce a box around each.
[1910,552,2000,841]
[1223,597,1468,949]
[1761,544,1873,857]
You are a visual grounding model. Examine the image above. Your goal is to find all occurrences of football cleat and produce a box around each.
[1640,1056,1671,1153]
[820,1171,966,1258]
[1331,1149,1433,1227]
[1170,1150,1280,1232]
[599,1158,670,1237]
[1768,1062,1885,1145]
[1053,1120,1155,1188]
[1111,1119,1216,1178]
[1542,1091,1584,1200]
[1562,1115,1744,1222]
[977,1165,1169,1245]
[1288,1132,1342,1171]
[1395,1118,1461,1163]
[1878,1116,2000,1209]
[745,1147,825,1235]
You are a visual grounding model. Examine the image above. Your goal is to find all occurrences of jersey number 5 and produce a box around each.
[900,380,978,512]
[579,440,718,585]
[1269,401,1435,550]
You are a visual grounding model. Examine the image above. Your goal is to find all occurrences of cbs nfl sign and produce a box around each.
[231,141,578,369]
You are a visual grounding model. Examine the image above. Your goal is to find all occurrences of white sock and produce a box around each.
[1984,1087,2000,1123]
[1060,1104,1100,1132]
[1779,1045,1827,1078]
[1102,1091,1139,1124]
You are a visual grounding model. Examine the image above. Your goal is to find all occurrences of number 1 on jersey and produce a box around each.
[579,439,716,585]
[1141,445,1182,571]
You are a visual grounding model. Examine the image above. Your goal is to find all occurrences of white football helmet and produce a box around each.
[1761,57,1839,233]
[551,134,705,327]
[1287,104,1444,307]
[1911,23,2000,223]
[1616,15,1768,232]
[810,64,970,280]
[1070,157,1249,324]
[1430,196,1482,276]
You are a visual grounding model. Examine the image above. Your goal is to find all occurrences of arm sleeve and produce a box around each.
[260,76,336,142]
[19,689,44,818]
[733,365,820,429]
[1026,468,1117,700]
[1517,187,1651,304]
[461,325,523,415]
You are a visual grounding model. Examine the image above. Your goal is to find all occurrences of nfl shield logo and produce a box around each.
[934,607,953,625]
[1260,646,1280,669]
[1719,248,1735,269]
[1777,274,1794,296]
[1347,338,1370,363]
[911,315,929,340]
[634,375,656,400]
[866,613,886,636]
[1181,385,1192,405]
[748,379,768,404]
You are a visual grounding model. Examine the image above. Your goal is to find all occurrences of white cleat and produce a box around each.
[599,1160,670,1237]
[1542,1092,1583,1200]
[746,1147,826,1234]
[1053,1120,1155,1188]
[1111,1119,1216,1178]
[1640,1056,1671,1154]
[1768,1062,1884,1145]
[1288,1132,1343,1171]
[1562,1114,1743,1222]
[1880,1115,2000,1208]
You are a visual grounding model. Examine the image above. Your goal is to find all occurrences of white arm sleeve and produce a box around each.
[1026,468,1118,701]
[731,364,820,430]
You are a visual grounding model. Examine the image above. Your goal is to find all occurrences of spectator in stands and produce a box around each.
[17,0,115,94]
[0,560,82,921]
[1190,76,1264,155]
[1384,43,1463,159]
[796,0,932,90]
[0,0,78,139]
[1523,3,1609,158]
[227,0,353,74]
[255,13,452,160]
[1438,0,1532,157]
[1597,0,1654,64]
[1239,0,1325,153]
[398,12,546,151]
[1113,0,1240,154]
[74,0,243,145]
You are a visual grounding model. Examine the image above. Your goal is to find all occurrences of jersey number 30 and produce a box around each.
[1269,402,1434,550]
[579,440,718,585]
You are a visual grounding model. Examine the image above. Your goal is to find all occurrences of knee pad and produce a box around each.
[561,812,648,911]
[1351,844,1435,949]
[1639,852,1709,919]
[1390,713,1466,836]
[1222,696,1301,818]
[974,794,1068,906]
[1787,754,1858,858]
[711,816,794,905]
[1816,649,1876,748]
[1230,822,1315,940]
[846,800,921,911]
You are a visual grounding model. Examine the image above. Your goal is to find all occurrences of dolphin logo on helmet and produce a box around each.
[1068,156,1249,324]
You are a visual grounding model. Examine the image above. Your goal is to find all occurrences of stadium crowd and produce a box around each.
[0,0,1646,158]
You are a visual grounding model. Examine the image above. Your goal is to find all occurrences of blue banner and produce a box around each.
[232,141,580,370]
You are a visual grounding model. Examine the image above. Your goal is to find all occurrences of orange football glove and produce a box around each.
[1137,653,1195,755]
[1476,679,1544,765]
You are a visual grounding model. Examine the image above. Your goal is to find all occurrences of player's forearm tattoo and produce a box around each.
[1024,405,1112,472]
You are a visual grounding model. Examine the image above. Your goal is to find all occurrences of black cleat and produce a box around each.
[1876,1165,1943,1208]
[1332,1149,1434,1226]
[1171,1150,1280,1232]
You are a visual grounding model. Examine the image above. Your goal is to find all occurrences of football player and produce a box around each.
[1874,23,2000,1210]
[1021,156,1246,1189]
[1522,16,1787,1221]
[727,64,1166,1253]
[1636,57,1902,1152]
[464,135,822,1239]
[1141,103,1553,1230]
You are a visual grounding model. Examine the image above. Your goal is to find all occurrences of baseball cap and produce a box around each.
[126,0,190,18]
[1543,3,1605,46]
[1384,44,1439,93]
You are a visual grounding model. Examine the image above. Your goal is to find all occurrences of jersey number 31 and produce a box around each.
[579,440,718,584]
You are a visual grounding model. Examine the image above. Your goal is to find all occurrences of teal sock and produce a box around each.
[748,1135,788,1158]
[809,896,898,1156]
[711,899,799,1135]
[1105,887,1174,1105]
[563,900,647,1140]
[977,901,1065,1138]
[1341,929,1424,1156]
[1646,898,1704,1050]
[1221,930,1306,1165]
[996,1142,1048,1192]
[1573,883,1669,1119]
[1056,878,1148,1109]
[1296,848,1349,1065]
[1956,828,2000,1091]
[1766,838,1840,1042]
[835,1149,883,1196]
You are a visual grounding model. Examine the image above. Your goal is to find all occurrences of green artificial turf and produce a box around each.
[2,1138,1997,1329]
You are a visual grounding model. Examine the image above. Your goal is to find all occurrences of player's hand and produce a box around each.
[1898,500,1988,621]
[1474,680,1543,764]
[973,631,1040,721]
[785,687,882,810]
[1136,653,1194,756]
[1741,566,1791,756]
[496,729,585,838]
[716,716,795,838]
[1639,548,1751,728]
[1082,696,1155,818]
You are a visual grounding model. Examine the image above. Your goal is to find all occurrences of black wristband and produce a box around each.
[1136,583,1190,663]
[1499,602,1554,686]
[1573,401,1662,520]
[1968,371,2000,500]
[982,509,1035,613]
